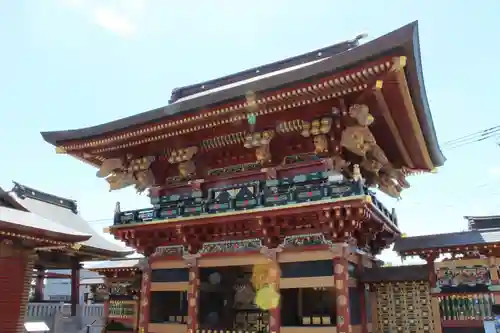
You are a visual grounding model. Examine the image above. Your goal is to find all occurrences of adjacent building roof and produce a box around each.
[361,264,428,283]
[0,186,90,243]
[84,258,140,271]
[40,21,444,167]
[9,182,131,257]
[466,215,500,231]
[393,229,500,254]
[0,205,90,243]
[80,277,105,285]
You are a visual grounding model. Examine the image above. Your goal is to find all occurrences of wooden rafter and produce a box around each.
[373,80,414,168]
[391,56,433,170]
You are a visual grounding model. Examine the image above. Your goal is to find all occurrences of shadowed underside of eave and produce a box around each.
[40,21,445,168]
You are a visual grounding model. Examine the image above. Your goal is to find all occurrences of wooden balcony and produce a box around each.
[113,176,397,228]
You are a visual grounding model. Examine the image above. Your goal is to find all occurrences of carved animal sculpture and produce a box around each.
[324,155,351,173]
[167,146,199,179]
[367,144,389,165]
[134,169,155,193]
[377,173,403,198]
[301,121,311,137]
[349,104,374,126]
[106,172,135,191]
[99,155,156,192]
[301,118,332,140]
[320,117,333,134]
[185,146,198,159]
[340,126,376,156]
[383,167,410,189]
[178,160,196,178]
[97,158,124,178]
[310,119,322,136]
[313,134,329,154]
[256,144,271,164]
[260,130,274,145]
[360,158,384,175]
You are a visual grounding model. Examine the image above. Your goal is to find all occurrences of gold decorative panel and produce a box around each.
[374,281,434,333]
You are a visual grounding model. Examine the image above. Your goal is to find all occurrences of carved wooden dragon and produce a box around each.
[97,155,156,192]
[340,104,410,198]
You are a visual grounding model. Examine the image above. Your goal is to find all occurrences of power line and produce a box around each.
[442,125,500,146]
[442,125,500,150]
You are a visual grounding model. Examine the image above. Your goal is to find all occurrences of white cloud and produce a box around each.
[489,167,500,177]
[61,0,85,8]
[93,6,137,38]
[61,0,145,38]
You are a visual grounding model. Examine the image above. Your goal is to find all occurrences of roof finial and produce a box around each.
[115,201,121,214]
[353,33,368,43]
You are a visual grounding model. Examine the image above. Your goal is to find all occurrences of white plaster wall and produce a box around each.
[43,269,101,303]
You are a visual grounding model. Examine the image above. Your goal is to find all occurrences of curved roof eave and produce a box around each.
[83,258,140,271]
[405,23,446,167]
[40,21,444,167]
[80,244,135,258]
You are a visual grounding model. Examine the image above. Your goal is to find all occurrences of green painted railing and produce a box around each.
[437,293,495,320]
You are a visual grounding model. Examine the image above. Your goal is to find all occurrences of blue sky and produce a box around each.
[1,0,499,263]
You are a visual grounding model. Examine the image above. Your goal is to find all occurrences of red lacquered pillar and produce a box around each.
[185,254,200,333]
[70,258,81,316]
[334,255,351,333]
[138,258,152,333]
[357,255,368,333]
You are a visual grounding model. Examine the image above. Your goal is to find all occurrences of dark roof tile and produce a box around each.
[393,229,500,253]
[361,265,428,282]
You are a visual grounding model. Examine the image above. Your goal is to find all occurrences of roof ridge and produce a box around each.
[465,215,500,220]
[168,34,366,103]
[399,231,455,239]
[11,182,78,214]
[100,257,140,262]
